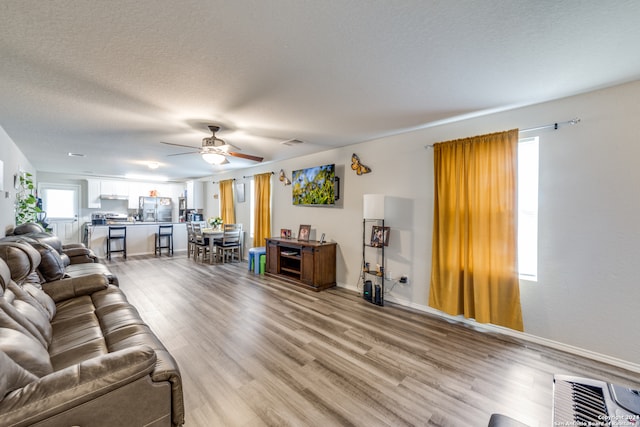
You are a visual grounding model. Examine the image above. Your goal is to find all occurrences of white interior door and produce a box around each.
[39,183,81,244]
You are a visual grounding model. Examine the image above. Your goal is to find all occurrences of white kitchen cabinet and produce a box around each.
[128,182,145,209]
[86,179,101,208]
[100,180,129,197]
[186,180,204,209]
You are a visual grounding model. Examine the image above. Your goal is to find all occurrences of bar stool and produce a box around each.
[155,224,174,256]
[107,226,127,260]
[248,247,266,274]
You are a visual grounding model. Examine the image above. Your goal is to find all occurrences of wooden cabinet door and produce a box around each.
[300,246,315,285]
[266,240,279,274]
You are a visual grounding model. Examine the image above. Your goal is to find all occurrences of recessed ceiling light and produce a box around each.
[68,152,86,157]
[147,162,160,169]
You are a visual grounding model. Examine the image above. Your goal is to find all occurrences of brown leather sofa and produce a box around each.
[0,241,184,426]
[2,224,118,286]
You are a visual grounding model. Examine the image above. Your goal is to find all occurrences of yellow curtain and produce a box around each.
[253,172,272,248]
[428,129,523,331]
[219,179,235,224]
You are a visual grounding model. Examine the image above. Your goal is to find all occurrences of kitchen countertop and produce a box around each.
[87,222,187,226]
[84,222,188,257]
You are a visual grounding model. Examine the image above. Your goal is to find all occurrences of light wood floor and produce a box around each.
[105,254,640,427]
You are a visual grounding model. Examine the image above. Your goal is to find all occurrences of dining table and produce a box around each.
[201,228,243,264]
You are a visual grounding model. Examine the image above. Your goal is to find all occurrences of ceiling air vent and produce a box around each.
[281,139,304,146]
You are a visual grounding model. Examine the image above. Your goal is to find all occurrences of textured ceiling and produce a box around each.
[2,0,640,180]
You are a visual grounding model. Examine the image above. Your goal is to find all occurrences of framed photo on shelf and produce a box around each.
[298,224,311,242]
[280,228,292,239]
[370,226,390,247]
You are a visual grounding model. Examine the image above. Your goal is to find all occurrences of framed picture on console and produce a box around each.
[280,228,292,239]
[298,224,311,241]
[370,226,390,247]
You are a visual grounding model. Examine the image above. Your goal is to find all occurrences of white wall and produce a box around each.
[5,80,639,367]
[0,125,36,236]
[205,80,640,367]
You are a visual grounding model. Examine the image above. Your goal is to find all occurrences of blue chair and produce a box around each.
[248,247,266,274]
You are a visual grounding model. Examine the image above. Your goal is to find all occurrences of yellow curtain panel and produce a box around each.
[253,172,272,248]
[428,129,523,331]
[219,179,236,224]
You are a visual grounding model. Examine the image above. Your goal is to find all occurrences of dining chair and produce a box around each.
[216,229,241,263]
[192,222,211,263]
[222,224,243,260]
[186,222,198,259]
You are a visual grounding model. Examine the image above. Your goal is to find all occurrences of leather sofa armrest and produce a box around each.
[62,247,98,264]
[0,346,157,427]
[61,243,86,250]
[42,273,109,302]
[152,349,185,426]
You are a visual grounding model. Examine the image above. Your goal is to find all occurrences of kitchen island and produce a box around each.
[84,222,188,258]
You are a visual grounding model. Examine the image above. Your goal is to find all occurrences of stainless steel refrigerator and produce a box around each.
[139,197,173,222]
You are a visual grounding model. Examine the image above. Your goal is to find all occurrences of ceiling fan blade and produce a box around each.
[160,141,200,150]
[167,151,201,157]
[228,152,264,162]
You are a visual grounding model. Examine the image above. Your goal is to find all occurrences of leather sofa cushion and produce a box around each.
[22,282,56,320]
[0,242,41,286]
[0,350,38,397]
[12,223,45,235]
[5,282,53,346]
[50,309,107,371]
[0,296,48,348]
[0,328,53,377]
[1,238,68,283]
[30,241,67,282]
[25,232,71,267]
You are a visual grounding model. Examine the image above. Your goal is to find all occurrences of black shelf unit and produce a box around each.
[362,218,385,306]
[178,197,187,222]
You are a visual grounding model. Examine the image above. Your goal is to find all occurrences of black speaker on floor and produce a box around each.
[374,285,382,305]
[363,280,372,302]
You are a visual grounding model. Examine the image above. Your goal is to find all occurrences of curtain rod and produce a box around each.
[242,172,275,179]
[424,117,581,148]
[520,117,581,133]
[212,171,275,183]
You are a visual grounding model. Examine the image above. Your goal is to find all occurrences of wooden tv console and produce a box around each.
[265,237,337,291]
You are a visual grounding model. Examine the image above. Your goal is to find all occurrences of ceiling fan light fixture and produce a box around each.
[202,152,226,165]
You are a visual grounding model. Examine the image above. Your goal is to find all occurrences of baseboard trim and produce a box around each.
[339,284,640,374]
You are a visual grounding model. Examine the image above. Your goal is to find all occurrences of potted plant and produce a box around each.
[15,172,42,225]
[208,216,223,230]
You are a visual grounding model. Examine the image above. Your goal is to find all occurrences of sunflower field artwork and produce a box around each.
[292,164,336,206]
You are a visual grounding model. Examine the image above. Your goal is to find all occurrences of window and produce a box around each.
[249,179,254,238]
[42,188,76,219]
[518,137,539,280]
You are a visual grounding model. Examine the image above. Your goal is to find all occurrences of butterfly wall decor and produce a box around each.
[279,169,291,185]
[351,153,372,175]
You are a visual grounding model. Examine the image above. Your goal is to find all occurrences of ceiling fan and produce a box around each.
[161,125,264,165]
